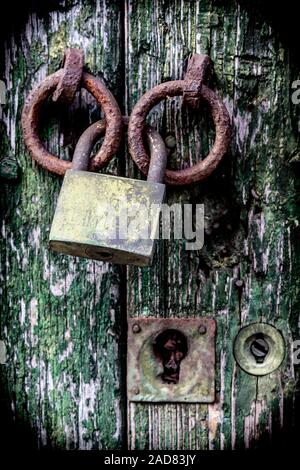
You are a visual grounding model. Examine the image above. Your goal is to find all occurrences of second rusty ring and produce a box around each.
[22,69,123,176]
[128,80,231,185]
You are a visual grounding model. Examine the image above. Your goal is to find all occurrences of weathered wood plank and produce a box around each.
[126,0,300,450]
[0,0,299,451]
[0,0,125,449]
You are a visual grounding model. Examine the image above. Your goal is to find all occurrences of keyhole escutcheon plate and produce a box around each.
[127,317,216,403]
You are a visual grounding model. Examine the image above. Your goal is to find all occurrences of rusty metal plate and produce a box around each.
[49,170,165,266]
[127,317,216,403]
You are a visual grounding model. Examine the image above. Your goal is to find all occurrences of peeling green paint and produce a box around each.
[0,0,300,451]
[127,0,300,450]
[0,0,125,450]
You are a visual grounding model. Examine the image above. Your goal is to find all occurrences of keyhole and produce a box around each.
[250,334,269,363]
[153,329,188,384]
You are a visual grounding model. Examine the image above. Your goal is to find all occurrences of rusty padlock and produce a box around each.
[21,48,166,266]
[49,120,167,266]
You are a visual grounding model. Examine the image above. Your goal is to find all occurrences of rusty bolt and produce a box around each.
[132,323,141,334]
[131,387,140,395]
[165,135,176,149]
[198,324,207,335]
[235,279,244,289]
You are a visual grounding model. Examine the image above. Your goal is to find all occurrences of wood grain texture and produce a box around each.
[126,0,300,449]
[0,0,300,451]
[0,0,126,449]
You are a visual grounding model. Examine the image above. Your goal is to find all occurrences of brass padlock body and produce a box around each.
[49,170,165,266]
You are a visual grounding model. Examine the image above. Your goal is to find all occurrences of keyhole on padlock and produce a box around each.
[153,329,188,384]
[85,246,113,261]
[250,334,269,364]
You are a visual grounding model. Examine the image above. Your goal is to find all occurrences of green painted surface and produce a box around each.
[0,0,299,451]
[126,0,300,450]
[0,0,126,449]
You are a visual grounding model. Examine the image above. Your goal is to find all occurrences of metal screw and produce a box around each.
[165,135,176,149]
[198,325,207,335]
[250,337,269,363]
[132,323,141,334]
[131,386,140,395]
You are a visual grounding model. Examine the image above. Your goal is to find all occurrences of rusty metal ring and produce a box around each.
[128,80,231,185]
[22,70,123,176]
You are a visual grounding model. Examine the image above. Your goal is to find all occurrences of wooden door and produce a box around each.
[0,0,299,450]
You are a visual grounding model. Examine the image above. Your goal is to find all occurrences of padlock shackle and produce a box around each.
[72,120,106,170]
[71,118,167,183]
[146,126,167,184]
